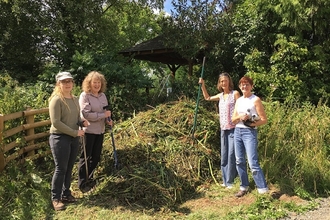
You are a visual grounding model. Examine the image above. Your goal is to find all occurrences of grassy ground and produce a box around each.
[51,179,311,220]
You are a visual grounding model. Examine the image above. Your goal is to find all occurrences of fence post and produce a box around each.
[0,114,5,171]
[24,107,35,156]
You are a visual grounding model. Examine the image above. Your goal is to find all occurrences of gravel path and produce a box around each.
[280,197,330,220]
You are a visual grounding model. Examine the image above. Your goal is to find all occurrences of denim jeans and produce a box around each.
[50,134,79,200]
[234,127,268,192]
[78,133,104,188]
[220,129,237,186]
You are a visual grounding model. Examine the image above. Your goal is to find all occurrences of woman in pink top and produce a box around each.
[78,71,112,193]
[199,72,240,188]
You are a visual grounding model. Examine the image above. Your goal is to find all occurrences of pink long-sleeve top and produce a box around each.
[79,92,109,134]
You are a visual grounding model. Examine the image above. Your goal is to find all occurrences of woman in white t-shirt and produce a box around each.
[231,76,268,197]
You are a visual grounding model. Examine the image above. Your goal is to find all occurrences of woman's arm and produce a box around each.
[250,98,267,127]
[199,78,220,101]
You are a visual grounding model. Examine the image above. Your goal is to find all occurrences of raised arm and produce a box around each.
[198,78,220,101]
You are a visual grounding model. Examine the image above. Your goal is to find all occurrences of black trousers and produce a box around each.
[78,133,104,188]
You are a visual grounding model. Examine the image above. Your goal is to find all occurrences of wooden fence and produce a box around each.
[0,107,51,172]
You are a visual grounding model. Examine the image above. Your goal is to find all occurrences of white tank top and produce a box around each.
[235,94,258,129]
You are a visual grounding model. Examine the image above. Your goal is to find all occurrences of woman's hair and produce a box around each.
[48,81,74,110]
[82,71,107,93]
[217,72,234,92]
[239,76,254,86]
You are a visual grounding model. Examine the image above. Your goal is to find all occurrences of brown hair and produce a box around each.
[217,72,234,92]
[239,76,254,86]
[82,71,107,93]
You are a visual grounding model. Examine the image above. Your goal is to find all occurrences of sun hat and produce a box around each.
[55,72,73,82]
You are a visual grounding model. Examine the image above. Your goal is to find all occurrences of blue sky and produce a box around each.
[163,0,174,13]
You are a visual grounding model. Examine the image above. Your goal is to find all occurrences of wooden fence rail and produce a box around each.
[0,107,51,172]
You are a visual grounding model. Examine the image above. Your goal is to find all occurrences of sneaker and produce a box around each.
[52,199,65,211]
[61,195,76,203]
[235,190,248,198]
[221,183,226,187]
[257,188,269,194]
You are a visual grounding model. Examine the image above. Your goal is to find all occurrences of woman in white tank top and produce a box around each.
[231,76,269,197]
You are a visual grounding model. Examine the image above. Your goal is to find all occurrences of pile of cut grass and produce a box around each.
[98,99,221,210]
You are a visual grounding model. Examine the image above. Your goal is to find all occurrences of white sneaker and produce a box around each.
[258,188,269,194]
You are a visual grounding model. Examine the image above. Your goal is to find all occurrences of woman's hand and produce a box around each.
[77,129,85,137]
[83,120,90,127]
[106,119,113,127]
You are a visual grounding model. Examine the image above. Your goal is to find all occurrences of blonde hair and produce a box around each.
[48,81,77,111]
[82,71,107,93]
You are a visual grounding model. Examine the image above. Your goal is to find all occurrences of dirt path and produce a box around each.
[280,197,330,220]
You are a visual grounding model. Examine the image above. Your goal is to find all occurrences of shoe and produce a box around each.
[80,180,96,193]
[52,199,65,211]
[80,185,92,193]
[235,190,248,197]
[221,183,226,187]
[61,195,76,203]
[258,188,269,194]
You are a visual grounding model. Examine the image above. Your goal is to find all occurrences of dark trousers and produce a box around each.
[50,134,79,200]
[78,133,104,188]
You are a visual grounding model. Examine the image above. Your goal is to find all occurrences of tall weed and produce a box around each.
[259,100,330,197]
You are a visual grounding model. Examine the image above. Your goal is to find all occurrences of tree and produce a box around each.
[233,0,330,103]
[159,0,245,85]
[0,0,45,82]
[0,0,165,83]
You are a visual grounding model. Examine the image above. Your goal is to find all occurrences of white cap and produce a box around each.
[56,72,73,82]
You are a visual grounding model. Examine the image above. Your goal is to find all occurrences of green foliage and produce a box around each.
[0,0,164,83]
[0,159,52,220]
[225,196,287,219]
[258,100,330,197]
[0,73,49,114]
[0,0,45,82]
[235,0,330,104]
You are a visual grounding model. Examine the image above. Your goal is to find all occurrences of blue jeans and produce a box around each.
[234,128,268,192]
[50,134,79,200]
[220,129,237,186]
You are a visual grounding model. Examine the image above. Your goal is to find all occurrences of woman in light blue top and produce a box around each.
[199,72,240,188]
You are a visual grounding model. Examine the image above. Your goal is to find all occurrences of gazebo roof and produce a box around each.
[119,36,197,65]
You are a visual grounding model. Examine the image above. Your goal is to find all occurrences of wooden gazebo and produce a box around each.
[119,35,203,76]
